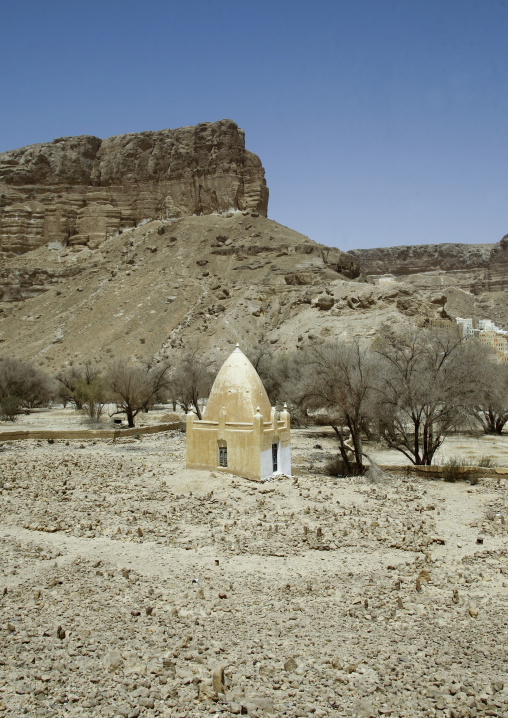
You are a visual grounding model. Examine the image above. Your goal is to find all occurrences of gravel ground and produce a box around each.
[0,429,507,717]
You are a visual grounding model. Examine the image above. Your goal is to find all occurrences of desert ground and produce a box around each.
[0,412,507,717]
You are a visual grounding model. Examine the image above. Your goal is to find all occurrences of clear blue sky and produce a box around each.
[1,0,507,251]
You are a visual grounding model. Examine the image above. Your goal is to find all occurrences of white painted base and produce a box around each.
[260,446,273,480]
[278,443,291,475]
[260,442,291,480]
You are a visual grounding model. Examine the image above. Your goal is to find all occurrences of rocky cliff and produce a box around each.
[0,119,268,255]
[349,242,494,276]
[349,237,508,295]
[4,119,507,368]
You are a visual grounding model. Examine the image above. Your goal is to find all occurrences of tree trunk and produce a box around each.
[349,420,364,474]
[126,407,135,428]
[331,425,354,475]
[193,400,202,420]
[413,418,421,465]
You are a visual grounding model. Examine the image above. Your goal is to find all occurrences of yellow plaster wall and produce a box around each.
[186,423,263,479]
[186,410,291,481]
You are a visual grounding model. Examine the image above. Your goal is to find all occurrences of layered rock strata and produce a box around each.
[0,119,268,255]
[349,242,494,276]
[349,237,508,294]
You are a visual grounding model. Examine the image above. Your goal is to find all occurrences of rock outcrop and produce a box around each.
[349,237,508,296]
[349,242,494,276]
[0,119,268,255]
[484,235,508,293]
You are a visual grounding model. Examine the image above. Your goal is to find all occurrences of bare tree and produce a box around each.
[293,340,378,474]
[470,349,508,434]
[107,358,171,427]
[80,367,107,422]
[56,361,106,420]
[247,341,294,406]
[375,328,482,465]
[0,357,53,416]
[56,365,87,410]
[170,351,213,419]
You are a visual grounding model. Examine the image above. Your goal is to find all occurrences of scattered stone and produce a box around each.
[312,294,335,310]
[246,694,275,714]
[0,427,505,716]
[138,697,154,708]
[212,664,226,693]
[418,569,431,583]
[103,649,123,672]
[284,657,298,671]
[56,625,66,640]
[352,698,376,717]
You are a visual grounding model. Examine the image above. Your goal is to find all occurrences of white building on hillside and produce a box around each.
[456,317,474,339]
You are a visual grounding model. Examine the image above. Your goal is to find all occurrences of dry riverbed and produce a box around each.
[0,429,507,717]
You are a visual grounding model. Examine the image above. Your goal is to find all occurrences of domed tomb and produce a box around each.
[203,347,272,423]
[186,346,291,481]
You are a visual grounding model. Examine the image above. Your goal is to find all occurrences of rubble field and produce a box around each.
[0,430,506,718]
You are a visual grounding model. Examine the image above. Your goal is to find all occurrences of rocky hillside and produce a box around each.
[0,208,456,371]
[2,121,504,371]
[348,237,508,330]
[0,119,268,255]
[349,237,508,295]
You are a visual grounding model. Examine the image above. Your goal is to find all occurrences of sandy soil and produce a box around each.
[0,425,507,717]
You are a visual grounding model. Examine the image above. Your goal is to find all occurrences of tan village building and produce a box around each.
[186,346,291,481]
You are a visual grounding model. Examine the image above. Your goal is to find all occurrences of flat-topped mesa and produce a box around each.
[0,119,269,255]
